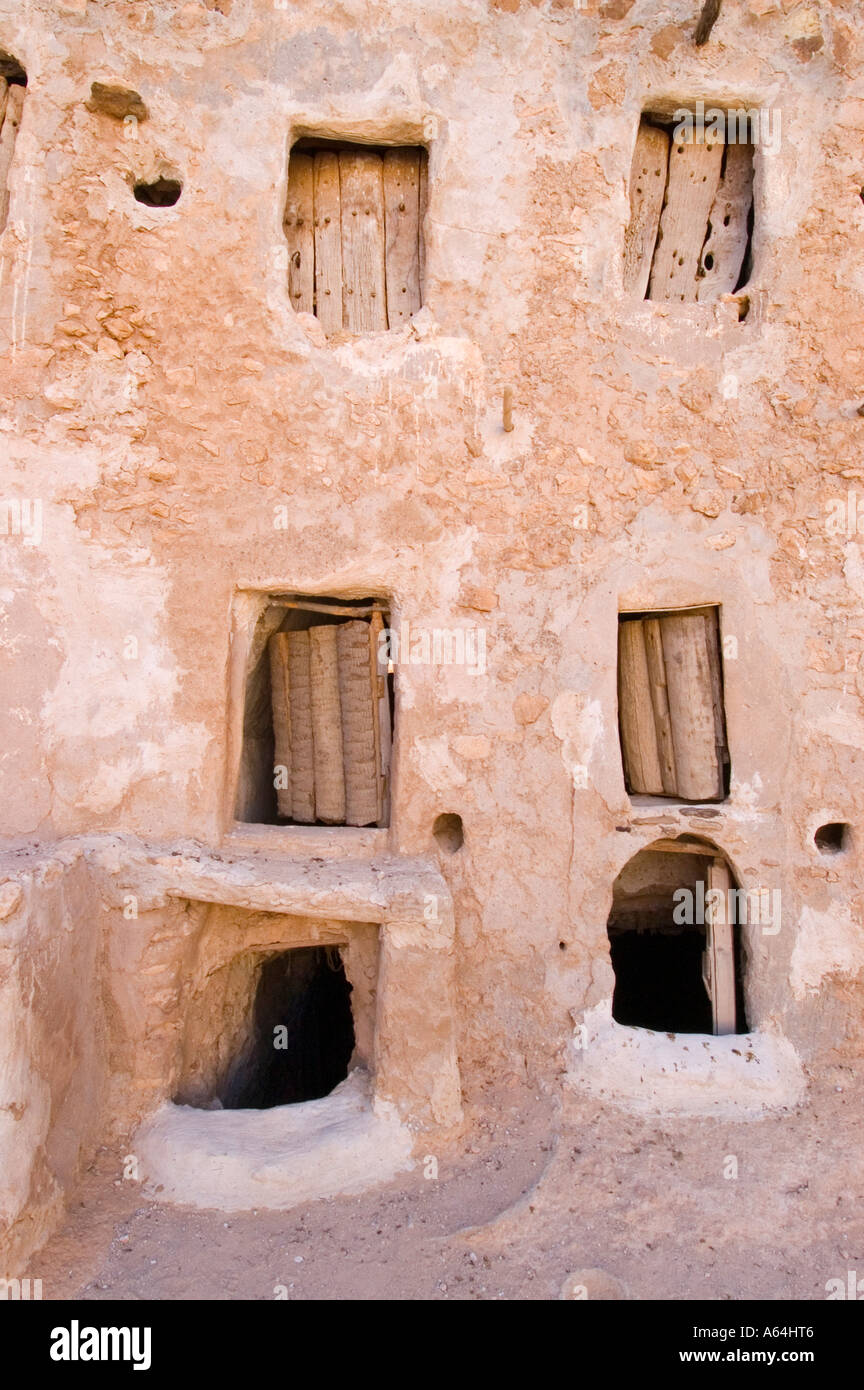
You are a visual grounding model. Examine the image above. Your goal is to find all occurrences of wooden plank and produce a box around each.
[647,134,724,303]
[704,858,737,1035]
[0,84,25,233]
[617,619,665,795]
[383,147,421,327]
[660,612,722,800]
[370,610,390,826]
[309,624,346,824]
[277,599,388,618]
[287,630,315,823]
[643,616,678,795]
[0,78,9,132]
[418,151,428,292]
[696,141,753,301]
[283,151,314,316]
[268,633,293,819]
[339,149,387,333]
[312,150,343,335]
[336,620,379,826]
[701,607,729,787]
[623,123,670,298]
[649,838,719,857]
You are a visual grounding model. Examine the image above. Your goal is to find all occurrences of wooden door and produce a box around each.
[702,857,737,1035]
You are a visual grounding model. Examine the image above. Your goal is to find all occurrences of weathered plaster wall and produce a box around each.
[2,0,864,1264]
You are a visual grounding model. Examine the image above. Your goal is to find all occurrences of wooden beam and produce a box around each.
[337,620,379,827]
[694,0,722,46]
[383,147,421,327]
[287,631,315,823]
[623,123,670,298]
[268,633,293,819]
[312,150,343,334]
[643,617,678,794]
[0,83,25,232]
[283,151,314,316]
[339,149,387,333]
[661,612,723,801]
[705,857,737,1035]
[309,625,346,824]
[618,620,665,796]
[648,134,724,303]
[696,141,753,301]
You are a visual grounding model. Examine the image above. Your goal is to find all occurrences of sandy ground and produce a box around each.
[30,1062,864,1302]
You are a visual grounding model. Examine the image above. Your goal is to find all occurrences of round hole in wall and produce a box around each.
[433,813,463,854]
[814,822,850,855]
[133,175,182,207]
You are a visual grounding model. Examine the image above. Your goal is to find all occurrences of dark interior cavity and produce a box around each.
[433,812,464,853]
[133,176,182,207]
[221,947,355,1109]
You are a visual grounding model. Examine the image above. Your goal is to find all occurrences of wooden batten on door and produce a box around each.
[284,142,426,334]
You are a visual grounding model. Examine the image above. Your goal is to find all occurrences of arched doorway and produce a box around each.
[607,836,747,1035]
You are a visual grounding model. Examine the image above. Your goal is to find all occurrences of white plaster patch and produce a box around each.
[551,691,604,779]
[568,1002,805,1117]
[135,1070,413,1211]
[410,735,466,790]
[74,729,211,816]
[790,905,864,998]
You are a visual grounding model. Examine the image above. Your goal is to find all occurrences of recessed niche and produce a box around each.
[609,838,747,1036]
[235,593,393,828]
[617,606,730,802]
[283,139,427,334]
[176,946,356,1111]
[133,175,182,207]
[433,813,464,853]
[624,112,754,303]
[814,822,850,855]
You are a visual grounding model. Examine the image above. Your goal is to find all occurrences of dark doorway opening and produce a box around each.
[607,839,748,1036]
[222,946,355,1109]
[609,921,712,1033]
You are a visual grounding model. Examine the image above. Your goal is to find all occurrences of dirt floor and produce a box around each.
[30,1062,864,1302]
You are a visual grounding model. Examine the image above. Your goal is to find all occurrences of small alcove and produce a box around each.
[234,594,394,828]
[608,838,748,1036]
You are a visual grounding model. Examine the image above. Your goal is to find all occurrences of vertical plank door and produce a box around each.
[339,149,387,333]
[383,148,421,327]
[312,150,343,334]
[283,152,314,315]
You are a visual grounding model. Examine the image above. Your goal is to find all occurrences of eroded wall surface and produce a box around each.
[2,0,864,1265]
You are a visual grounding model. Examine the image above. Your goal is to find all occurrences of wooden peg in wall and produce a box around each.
[502,386,514,433]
